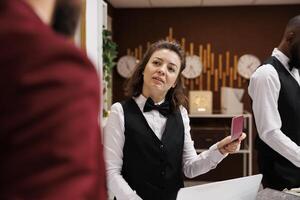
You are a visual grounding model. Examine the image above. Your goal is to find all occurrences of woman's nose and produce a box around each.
[157,65,166,75]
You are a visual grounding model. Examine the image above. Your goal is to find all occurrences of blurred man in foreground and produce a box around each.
[0,0,106,199]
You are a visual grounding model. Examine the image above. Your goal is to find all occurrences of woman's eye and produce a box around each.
[153,61,161,66]
[168,66,176,72]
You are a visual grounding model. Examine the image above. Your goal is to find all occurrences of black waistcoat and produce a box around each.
[255,56,300,189]
[121,98,184,200]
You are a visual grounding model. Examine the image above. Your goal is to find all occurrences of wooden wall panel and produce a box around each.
[112,5,300,107]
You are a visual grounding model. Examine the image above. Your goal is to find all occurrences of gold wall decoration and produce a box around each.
[80,0,87,51]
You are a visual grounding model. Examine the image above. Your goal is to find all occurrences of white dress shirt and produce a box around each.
[248,48,300,168]
[104,95,227,200]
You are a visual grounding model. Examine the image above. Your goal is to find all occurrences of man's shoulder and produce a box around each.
[249,63,280,92]
[2,0,83,50]
[25,26,88,65]
[3,20,94,73]
[252,63,277,80]
[0,2,90,69]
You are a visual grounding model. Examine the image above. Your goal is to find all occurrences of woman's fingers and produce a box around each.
[238,132,247,142]
[218,132,246,154]
[225,143,241,153]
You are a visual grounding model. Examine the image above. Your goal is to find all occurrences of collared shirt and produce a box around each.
[104,95,226,200]
[248,48,300,168]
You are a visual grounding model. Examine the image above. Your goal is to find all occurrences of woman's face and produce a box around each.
[142,49,181,98]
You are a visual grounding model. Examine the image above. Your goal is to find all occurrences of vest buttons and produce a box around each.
[160,144,164,149]
[161,170,166,176]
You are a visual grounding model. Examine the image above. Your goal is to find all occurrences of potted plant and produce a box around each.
[102,29,117,117]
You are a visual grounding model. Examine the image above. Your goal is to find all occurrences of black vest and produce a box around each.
[121,98,184,200]
[255,56,300,189]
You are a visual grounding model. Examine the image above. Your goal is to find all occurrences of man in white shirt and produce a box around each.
[248,15,300,190]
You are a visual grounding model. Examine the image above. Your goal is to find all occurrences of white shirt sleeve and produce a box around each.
[103,103,142,200]
[180,106,227,178]
[248,64,300,167]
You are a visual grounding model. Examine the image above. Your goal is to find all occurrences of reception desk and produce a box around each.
[257,188,300,200]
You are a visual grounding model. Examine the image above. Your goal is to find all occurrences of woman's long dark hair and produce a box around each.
[124,40,187,112]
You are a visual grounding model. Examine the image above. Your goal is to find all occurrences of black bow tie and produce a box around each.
[143,97,170,117]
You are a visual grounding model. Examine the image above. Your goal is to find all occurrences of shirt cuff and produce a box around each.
[208,142,228,163]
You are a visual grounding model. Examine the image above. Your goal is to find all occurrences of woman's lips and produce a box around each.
[152,76,164,84]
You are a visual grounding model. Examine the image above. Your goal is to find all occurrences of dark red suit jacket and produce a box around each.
[0,1,107,199]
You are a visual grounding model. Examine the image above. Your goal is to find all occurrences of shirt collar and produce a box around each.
[272,48,300,83]
[134,94,165,111]
[272,48,290,70]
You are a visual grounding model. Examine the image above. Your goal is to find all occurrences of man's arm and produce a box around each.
[248,65,300,167]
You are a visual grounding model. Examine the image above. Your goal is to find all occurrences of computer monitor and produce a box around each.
[177,174,262,200]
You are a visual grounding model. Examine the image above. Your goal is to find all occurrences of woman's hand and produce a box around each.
[217,133,247,155]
